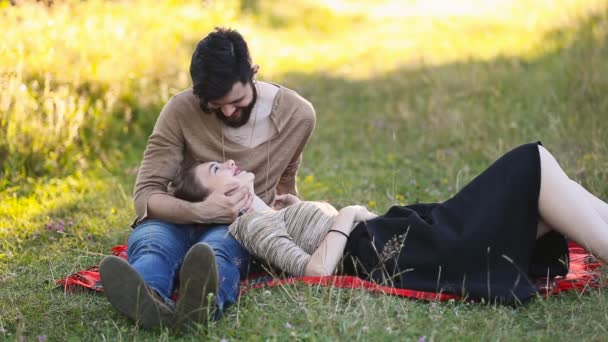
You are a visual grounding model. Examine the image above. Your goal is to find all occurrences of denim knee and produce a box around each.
[128,220,191,262]
[197,225,251,273]
[127,220,194,299]
[196,225,252,316]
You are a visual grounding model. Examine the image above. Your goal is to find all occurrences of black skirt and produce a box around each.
[342,142,569,304]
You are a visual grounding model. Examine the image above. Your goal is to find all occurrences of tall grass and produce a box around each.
[2,0,606,182]
[0,0,239,181]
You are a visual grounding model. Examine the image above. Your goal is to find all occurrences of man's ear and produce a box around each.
[252,64,260,75]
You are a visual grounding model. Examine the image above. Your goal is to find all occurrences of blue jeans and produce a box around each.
[127,220,251,318]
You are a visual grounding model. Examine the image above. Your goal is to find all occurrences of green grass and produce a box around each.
[1,0,608,340]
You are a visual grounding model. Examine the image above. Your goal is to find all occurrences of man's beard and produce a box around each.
[214,82,258,128]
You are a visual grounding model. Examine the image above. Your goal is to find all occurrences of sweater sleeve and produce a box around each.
[229,215,311,277]
[132,97,185,223]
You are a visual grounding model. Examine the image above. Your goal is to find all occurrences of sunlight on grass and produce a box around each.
[2,0,606,179]
[0,172,131,264]
[246,0,608,79]
[1,0,239,178]
[2,0,606,250]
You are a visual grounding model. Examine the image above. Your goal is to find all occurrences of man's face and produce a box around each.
[207,81,257,128]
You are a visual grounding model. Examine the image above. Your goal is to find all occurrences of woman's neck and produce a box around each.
[252,195,272,212]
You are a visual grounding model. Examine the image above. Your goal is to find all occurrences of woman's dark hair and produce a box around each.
[172,161,210,202]
[190,27,254,113]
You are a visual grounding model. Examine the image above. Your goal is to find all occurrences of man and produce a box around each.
[99,27,316,329]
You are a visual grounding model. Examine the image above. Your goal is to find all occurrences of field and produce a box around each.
[1,0,608,340]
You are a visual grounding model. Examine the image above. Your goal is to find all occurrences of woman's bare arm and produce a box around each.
[304,206,377,276]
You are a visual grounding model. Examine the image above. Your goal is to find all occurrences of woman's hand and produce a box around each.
[272,194,301,210]
[342,205,378,222]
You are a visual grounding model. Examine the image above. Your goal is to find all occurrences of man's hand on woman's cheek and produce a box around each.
[195,183,253,223]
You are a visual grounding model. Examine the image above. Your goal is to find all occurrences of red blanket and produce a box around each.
[57,242,604,302]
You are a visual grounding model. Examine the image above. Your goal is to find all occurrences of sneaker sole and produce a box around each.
[99,256,174,329]
[175,243,219,328]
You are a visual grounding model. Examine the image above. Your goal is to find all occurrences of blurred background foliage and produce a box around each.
[1,0,606,184]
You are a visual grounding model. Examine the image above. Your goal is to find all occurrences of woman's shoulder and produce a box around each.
[228,210,287,240]
[287,201,338,216]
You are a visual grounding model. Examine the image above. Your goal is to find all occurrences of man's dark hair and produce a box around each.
[172,161,210,203]
[190,27,254,112]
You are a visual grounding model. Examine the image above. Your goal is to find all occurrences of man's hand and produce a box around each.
[271,194,301,210]
[193,182,254,223]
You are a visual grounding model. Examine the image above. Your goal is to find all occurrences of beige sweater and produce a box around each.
[229,201,338,276]
[133,85,316,223]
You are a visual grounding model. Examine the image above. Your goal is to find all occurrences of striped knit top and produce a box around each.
[228,201,338,276]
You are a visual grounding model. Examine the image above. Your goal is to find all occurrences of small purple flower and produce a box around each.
[285,322,293,329]
[45,223,53,230]
[38,335,47,342]
[418,336,427,342]
[220,338,228,342]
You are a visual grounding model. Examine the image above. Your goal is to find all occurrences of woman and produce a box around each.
[173,142,608,304]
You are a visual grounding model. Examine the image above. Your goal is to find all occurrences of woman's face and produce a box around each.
[195,160,255,193]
